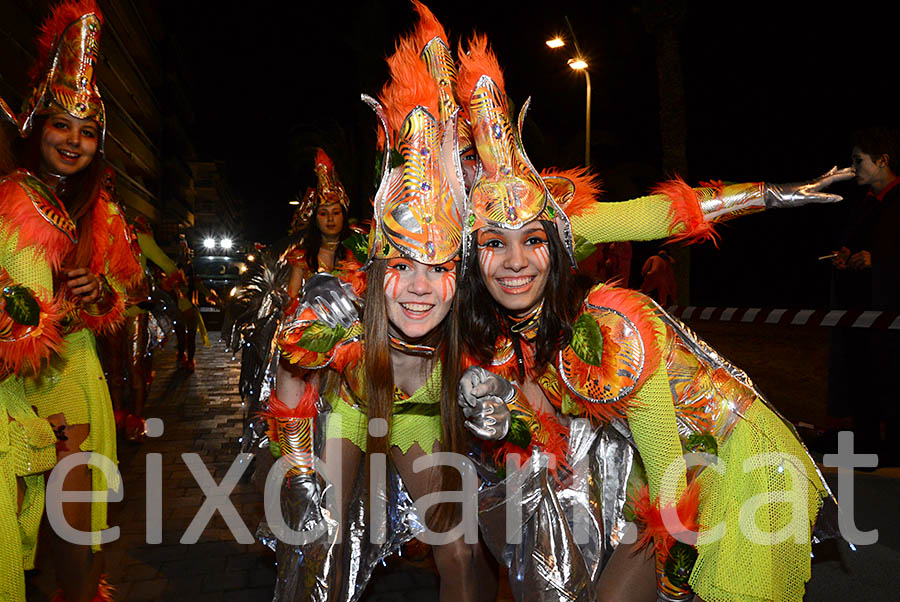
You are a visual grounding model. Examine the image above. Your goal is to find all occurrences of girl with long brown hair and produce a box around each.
[263,18,495,602]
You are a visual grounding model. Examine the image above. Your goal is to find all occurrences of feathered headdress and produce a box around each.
[313,148,350,211]
[457,34,575,273]
[411,1,473,156]
[17,0,106,144]
[361,22,465,267]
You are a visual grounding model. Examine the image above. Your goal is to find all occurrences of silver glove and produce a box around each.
[764,166,854,209]
[299,273,358,329]
[458,366,515,440]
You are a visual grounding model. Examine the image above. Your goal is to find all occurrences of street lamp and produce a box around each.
[546,23,592,166]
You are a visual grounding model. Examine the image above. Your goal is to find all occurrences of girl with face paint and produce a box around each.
[453,34,842,602]
[263,11,495,601]
[0,2,141,600]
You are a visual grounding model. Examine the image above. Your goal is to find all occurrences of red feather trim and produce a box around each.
[29,0,104,85]
[331,339,364,374]
[88,194,142,288]
[334,257,367,297]
[78,287,125,335]
[457,34,505,104]
[260,389,318,421]
[0,274,65,376]
[380,35,440,141]
[631,480,702,557]
[653,176,719,246]
[51,573,115,602]
[160,270,186,292]
[410,0,449,50]
[315,148,334,171]
[0,173,73,271]
[540,166,605,217]
[583,284,663,395]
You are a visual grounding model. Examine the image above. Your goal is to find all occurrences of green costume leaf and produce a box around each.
[2,285,40,327]
[686,433,718,457]
[269,439,282,459]
[664,541,698,589]
[572,235,597,264]
[342,232,369,263]
[297,321,346,354]
[570,313,604,365]
[506,415,533,450]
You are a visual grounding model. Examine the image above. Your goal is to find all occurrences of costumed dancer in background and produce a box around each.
[0,111,67,602]
[166,235,210,373]
[266,16,497,601]
[284,149,359,299]
[451,35,851,602]
[99,215,179,442]
[0,2,141,599]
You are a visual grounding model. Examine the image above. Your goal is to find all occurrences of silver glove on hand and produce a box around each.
[458,366,515,440]
[299,273,358,329]
[764,166,855,209]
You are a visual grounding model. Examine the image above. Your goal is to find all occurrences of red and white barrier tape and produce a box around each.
[667,306,900,330]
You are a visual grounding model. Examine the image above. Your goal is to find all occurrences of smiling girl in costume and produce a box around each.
[264,17,495,602]
[0,2,141,599]
[453,35,845,602]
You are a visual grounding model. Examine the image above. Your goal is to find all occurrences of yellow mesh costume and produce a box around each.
[0,268,62,602]
[1,169,140,551]
[557,283,829,602]
[278,305,443,455]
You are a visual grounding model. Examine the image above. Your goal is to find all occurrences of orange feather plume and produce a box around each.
[457,34,505,104]
[315,148,334,170]
[631,480,702,557]
[653,175,719,246]
[29,0,103,84]
[379,35,440,141]
[410,1,449,51]
[260,389,319,421]
[0,173,74,270]
[540,166,605,217]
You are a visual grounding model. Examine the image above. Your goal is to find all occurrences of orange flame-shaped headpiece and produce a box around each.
[458,35,575,271]
[362,29,465,268]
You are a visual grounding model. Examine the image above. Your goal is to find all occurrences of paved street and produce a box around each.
[23,324,900,600]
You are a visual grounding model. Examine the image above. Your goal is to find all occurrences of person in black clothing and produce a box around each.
[828,127,900,463]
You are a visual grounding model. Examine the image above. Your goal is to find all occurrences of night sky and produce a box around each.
[169,1,898,308]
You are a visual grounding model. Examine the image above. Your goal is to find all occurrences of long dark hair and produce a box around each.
[363,258,464,531]
[458,220,580,376]
[301,204,352,272]
[17,114,105,268]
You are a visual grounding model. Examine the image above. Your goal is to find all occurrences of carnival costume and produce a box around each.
[0,2,139,577]
[263,8,471,599]
[453,36,839,602]
[283,149,359,274]
[101,217,181,442]
[0,271,63,601]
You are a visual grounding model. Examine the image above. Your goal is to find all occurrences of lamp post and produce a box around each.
[567,59,591,167]
[546,20,591,166]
